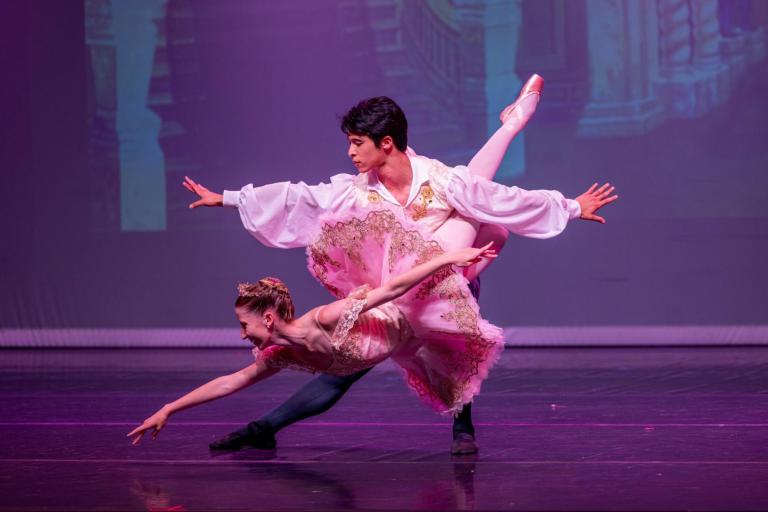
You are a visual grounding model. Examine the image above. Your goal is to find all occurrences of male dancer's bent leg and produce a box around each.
[450,278,481,455]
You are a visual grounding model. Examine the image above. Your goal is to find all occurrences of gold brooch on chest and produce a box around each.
[409,185,434,221]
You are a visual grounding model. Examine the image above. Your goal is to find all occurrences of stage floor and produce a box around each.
[1,346,767,511]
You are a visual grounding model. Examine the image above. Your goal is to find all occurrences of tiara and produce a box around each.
[237,282,257,297]
[237,278,289,297]
[259,277,289,294]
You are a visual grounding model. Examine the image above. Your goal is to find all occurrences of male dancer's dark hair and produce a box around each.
[340,96,408,152]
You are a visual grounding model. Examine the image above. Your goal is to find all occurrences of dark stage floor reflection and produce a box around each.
[2,346,768,511]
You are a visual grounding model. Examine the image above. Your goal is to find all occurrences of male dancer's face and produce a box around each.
[347,133,390,173]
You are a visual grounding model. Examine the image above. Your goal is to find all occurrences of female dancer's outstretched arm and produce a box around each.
[318,243,497,325]
[127,359,280,445]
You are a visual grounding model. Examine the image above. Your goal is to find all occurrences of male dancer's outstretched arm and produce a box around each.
[182,174,356,249]
[442,166,618,235]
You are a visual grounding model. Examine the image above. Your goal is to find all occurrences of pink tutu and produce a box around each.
[306,206,504,415]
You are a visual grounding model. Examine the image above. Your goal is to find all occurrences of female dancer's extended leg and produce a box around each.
[434,75,543,263]
[468,76,541,181]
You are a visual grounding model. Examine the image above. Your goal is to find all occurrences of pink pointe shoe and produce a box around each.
[499,74,544,124]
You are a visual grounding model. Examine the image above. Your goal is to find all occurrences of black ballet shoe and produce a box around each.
[451,432,479,455]
[209,422,276,452]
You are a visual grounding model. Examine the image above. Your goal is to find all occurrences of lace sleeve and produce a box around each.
[252,345,317,374]
[331,297,367,344]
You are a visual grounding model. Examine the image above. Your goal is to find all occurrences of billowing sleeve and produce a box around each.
[444,165,581,239]
[222,173,356,248]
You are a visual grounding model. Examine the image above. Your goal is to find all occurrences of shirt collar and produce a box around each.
[366,155,430,207]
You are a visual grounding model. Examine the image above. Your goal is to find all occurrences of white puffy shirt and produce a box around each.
[222,155,581,249]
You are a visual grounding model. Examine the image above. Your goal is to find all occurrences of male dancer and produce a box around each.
[183,88,617,455]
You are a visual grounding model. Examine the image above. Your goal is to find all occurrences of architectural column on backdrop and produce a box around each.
[578,0,662,137]
[689,0,730,111]
[86,0,167,231]
[514,1,590,122]
[744,0,768,62]
[453,0,524,179]
[654,0,697,116]
[398,1,466,159]
[719,0,767,81]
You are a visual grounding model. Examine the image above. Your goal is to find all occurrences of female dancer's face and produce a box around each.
[347,133,387,173]
[235,306,271,348]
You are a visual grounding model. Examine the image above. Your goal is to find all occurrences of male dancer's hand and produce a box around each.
[575,183,618,224]
[183,176,223,208]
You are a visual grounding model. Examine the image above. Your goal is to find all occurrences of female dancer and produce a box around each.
[127,242,498,445]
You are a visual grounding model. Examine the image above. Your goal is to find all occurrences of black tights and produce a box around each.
[257,367,373,434]
[256,368,475,436]
[255,278,481,436]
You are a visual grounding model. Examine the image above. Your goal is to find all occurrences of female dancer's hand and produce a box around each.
[127,407,170,445]
[575,183,618,223]
[450,242,498,267]
[182,176,223,208]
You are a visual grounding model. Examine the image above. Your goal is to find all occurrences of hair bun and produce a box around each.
[235,277,295,321]
[237,282,257,297]
[237,278,289,297]
[258,277,289,294]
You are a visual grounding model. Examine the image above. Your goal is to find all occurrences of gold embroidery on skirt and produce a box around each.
[307,209,498,409]
[309,210,441,298]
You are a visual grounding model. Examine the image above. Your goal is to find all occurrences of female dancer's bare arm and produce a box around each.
[127,360,279,445]
[318,244,496,326]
